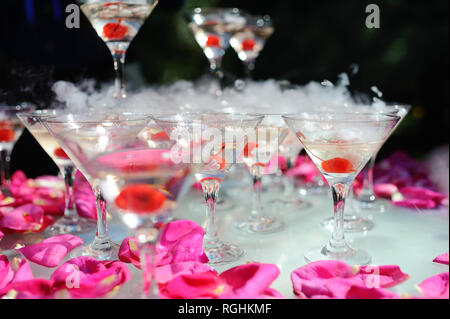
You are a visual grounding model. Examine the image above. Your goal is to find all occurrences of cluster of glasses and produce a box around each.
[1,100,409,298]
[77,1,274,99]
[0,1,412,299]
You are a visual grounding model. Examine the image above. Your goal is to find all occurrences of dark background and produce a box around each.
[0,0,448,178]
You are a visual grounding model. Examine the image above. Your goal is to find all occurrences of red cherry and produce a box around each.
[151,131,170,142]
[321,158,355,174]
[0,129,15,142]
[205,34,221,47]
[115,184,166,214]
[54,147,69,159]
[242,38,256,51]
[243,142,258,157]
[103,20,128,40]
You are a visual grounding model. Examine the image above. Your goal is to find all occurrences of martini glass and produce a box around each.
[229,14,274,75]
[0,103,36,196]
[79,0,159,99]
[321,104,412,233]
[17,110,96,234]
[187,8,246,94]
[283,112,400,264]
[353,103,412,211]
[234,114,288,234]
[41,112,150,260]
[153,113,263,264]
[94,147,190,298]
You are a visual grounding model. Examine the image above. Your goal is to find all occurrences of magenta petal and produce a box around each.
[0,204,44,231]
[219,263,281,299]
[291,261,361,299]
[0,278,55,299]
[345,285,400,299]
[51,256,130,298]
[118,236,141,268]
[417,272,449,299]
[358,265,410,288]
[0,229,3,241]
[156,261,217,284]
[0,255,14,290]
[158,220,209,265]
[433,253,449,265]
[16,234,83,267]
[374,183,399,199]
[160,271,224,299]
[393,198,437,209]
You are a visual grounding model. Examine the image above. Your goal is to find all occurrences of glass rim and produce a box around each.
[282,112,401,123]
[151,112,265,124]
[16,109,67,119]
[42,112,152,125]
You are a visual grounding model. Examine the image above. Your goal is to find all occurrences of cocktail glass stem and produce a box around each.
[356,151,378,204]
[326,182,350,254]
[112,50,127,99]
[210,59,225,95]
[282,157,295,197]
[251,169,263,218]
[138,227,159,299]
[0,149,11,195]
[61,165,79,223]
[201,178,221,250]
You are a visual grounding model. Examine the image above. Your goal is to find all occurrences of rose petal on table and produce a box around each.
[433,253,449,265]
[156,261,217,284]
[416,272,449,299]
[15,234,83,267]
[373,183,399,199]
[0,278,55,299]
[344,285,400,299]
[50,256,130,298]
[0,255,15,290]
[118,236,141,268]
[219,263,282,299]
[160,271,224,299]
[0,229,3,241]
[161,262,282,299]
[393,197,438,209]
[0,204,44,231]
[157,219,209,265]
[358,265,410,288]
[291,260,361,299]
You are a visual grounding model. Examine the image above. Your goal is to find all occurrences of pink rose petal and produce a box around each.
[0,278,55,299]
[344,285,399,299]
[15,234,83,267]
[416,272,449,299]
[291,261,409,299]
[50,256,130,298]
[0,229,3,241]
[118,236,141,268]
[0,255,14,290]
[0,204,44,231]
[156,261,217,284]
[433,253,449,266]
[160,263,283,299]
[358,265,410,288]
[373,183,399,199]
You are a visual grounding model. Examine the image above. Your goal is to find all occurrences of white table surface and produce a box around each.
[1,179,448,299]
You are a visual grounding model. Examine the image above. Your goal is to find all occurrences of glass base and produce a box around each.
[69,237,120,261]
[272,197,311,210]
[353,198,387,213]
[321,215,374,233]
[235,215,284,234]
[47,216,97,235]
[204,241,244,265]
[304,245,371,265]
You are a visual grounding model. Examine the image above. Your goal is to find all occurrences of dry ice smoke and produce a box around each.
[50,72,385,115]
